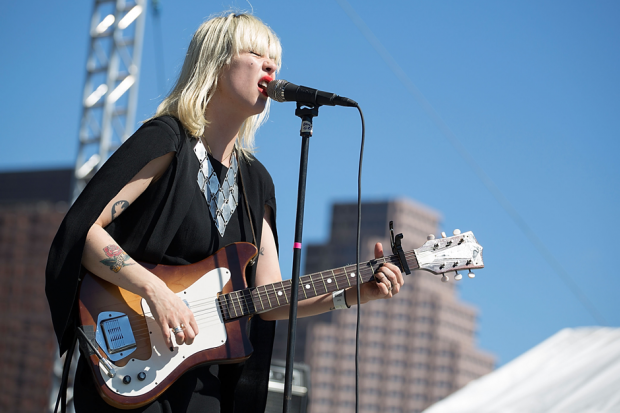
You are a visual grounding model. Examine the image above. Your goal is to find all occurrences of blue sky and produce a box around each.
[1,1,618,366]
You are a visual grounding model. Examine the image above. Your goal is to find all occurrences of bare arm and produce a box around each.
[256,208,404,321]
[81,152,199,349]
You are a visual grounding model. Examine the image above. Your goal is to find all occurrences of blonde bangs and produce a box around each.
[232,16,282,71]
[153,12,282,158]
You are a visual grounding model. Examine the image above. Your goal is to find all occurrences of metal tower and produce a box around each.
[72,0,148,200]
[49,2,147,411]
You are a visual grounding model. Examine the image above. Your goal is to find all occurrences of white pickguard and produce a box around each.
[99,267,231,397]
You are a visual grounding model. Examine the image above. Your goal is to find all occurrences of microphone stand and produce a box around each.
[282,103,319,413]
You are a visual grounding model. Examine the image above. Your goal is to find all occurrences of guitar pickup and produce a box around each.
[100,315,137,355]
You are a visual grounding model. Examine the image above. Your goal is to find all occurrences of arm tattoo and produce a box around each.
[111,200,130,221]
[259,247,265,256]
[100,244,134,273]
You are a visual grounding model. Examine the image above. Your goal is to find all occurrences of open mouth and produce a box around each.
[258,76,273,97]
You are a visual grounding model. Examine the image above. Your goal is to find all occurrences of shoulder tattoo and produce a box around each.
[111,200,130,221]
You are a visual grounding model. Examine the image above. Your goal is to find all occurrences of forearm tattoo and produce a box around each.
[100,244,134,273]
[259,247,265,256]
[111,200,129,221]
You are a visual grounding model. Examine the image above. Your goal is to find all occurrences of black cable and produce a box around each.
[335,0,607,326]
[354,104,365,413]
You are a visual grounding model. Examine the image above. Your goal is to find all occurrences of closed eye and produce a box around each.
[249,50,262,57]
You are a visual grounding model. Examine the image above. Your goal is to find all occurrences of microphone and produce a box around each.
[266,79,358,107]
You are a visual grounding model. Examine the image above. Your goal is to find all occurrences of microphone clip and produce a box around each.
[295,104,320,138]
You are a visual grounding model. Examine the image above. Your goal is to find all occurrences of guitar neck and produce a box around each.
[217,250,420,320]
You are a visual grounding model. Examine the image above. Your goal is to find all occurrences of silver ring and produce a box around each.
[383,275,393,291]
[172,326,183,335]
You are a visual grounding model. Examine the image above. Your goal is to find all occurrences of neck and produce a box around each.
[203,99,250,167]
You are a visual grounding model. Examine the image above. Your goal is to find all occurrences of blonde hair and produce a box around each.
[154,12,282,156]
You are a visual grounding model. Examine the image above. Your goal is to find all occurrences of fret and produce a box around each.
[309,274,318,297]
[263,285,273,309]
[241,290,253,314]
[255,288,265,312]
[212,250,424,320]
[340,268,351,288]
[229,293,238,318]
[218,295,229,320]
[272,284,281,306]
[280,281,290,304]
[367,259,376,275]
[300,275,309,299]
[357,266,364,284]
[319,272,328,294]
[333,270,341,290]
[234,291,244,316]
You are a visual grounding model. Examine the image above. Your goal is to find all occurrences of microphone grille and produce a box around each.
[266,79,288,102]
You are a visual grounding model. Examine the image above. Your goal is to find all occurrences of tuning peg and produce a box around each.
[441,232,447,238]
[468,270,475,279]
[427,234,436,240]
[453,229,461,235]
[454,272,462,281]
[441,274,449,282]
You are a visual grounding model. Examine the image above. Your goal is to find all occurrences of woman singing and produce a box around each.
[46,12,403,413]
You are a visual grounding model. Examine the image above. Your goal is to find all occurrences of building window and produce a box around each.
[414,378,427,386]
[388,375,406,383]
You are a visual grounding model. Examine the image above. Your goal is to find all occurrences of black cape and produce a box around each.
[45,116,278,412]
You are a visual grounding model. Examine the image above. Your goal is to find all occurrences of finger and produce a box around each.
[189,316,200,337]
[375,279,391,296]
[184,324,196,345]
[374,242,384,259]
[375,270,392,296]
[161,323,174,351]
[171,324,185,345]
[384,262,404,286]
[382,263,403,293]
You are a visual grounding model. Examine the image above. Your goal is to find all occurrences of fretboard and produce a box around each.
[217,250,420,320]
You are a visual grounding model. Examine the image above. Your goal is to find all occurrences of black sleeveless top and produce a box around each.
[46,116,278,413]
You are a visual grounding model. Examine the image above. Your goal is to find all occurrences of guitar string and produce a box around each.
[93,252,419,339]
[112,252,408,327]
[96,252,410,331]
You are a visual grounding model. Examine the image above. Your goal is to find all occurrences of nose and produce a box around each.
[263,58,277,75]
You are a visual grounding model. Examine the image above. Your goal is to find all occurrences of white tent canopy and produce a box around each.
[424,327,620,413]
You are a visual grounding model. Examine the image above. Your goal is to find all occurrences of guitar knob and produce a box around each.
[468,270,475,279]
[122,375,132,385]
[441,274,449,282]
[427,234,435,240]
[453,229,461,235]
[454,272,462,281]
[441,232,447,238]
[137,372,147,381]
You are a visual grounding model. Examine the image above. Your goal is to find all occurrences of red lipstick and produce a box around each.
[258,76,273,97]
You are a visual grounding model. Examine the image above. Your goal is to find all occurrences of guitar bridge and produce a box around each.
[96,312,137,361]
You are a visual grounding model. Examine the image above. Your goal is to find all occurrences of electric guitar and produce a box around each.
[78,229,484,409]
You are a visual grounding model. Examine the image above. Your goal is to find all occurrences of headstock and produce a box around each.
[414,230,484,282]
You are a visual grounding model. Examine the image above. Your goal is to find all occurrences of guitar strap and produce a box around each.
[53,330,77,413]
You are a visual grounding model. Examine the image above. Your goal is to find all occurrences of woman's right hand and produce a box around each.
[143,280,200,348]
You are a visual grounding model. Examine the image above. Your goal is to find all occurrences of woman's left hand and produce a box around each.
[358,242,405,304]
